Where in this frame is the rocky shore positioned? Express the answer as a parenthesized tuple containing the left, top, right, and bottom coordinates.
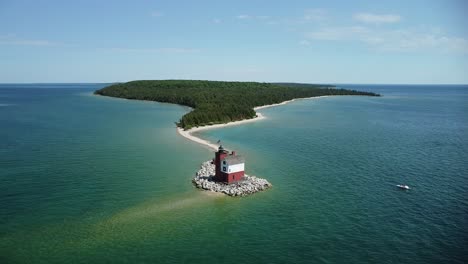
(193, 161, 272, 196)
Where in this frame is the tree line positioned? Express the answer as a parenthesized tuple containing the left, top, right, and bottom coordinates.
(94, 80, 380, 129)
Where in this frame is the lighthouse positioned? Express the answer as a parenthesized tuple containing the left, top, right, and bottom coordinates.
(214, 145, 245, 183)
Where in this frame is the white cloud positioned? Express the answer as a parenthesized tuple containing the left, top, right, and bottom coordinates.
(303, 8, 327, 21)
(305, 26, 468, 54)
(363, 30, 468, 53)
(151, 11, 163, 17)
(306, 26, 369, 40)
(443, 37, 468, 53)
(235, 15, 275, 23)
(109, 47, 199, 53)
(0, 35, 58, 46)
(299, 40, 311, 46)
(268, 9, 328, 26)
(158, 47, 199, 53)
(236, 15, 250, 19)
(353, 13, 401, 24)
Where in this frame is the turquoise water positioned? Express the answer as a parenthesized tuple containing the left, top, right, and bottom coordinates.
(1, 84, 467, 263)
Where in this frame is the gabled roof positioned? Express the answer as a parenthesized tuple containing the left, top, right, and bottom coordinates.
(222, 155, 245, 165)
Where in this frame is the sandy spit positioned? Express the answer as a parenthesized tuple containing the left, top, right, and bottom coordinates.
(176, 96, 330, 150)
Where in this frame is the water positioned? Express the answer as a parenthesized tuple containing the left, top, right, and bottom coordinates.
(1, 84, 467, 263)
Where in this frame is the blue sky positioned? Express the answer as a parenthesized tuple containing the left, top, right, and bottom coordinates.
(0, 0, 467, 84)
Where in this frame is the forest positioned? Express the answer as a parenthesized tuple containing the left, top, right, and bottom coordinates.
(94, 80, 380, 129)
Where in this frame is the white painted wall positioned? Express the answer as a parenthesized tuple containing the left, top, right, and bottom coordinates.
(227, 163, 244, 173)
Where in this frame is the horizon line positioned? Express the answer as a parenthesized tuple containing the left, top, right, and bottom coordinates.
(0, 81, 467, 86)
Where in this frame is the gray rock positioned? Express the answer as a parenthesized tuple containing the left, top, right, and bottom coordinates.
(192, 161, 272, 197)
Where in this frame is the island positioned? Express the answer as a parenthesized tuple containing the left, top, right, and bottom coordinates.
(95, 80, 380, 196)
(94, 80, 380, 130)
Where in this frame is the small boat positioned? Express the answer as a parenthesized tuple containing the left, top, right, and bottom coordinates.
(396, 184, 410, 190)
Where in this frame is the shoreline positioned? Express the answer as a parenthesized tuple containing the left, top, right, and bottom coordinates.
(177, 95, 331, 151)
(176, 112, 265, 151)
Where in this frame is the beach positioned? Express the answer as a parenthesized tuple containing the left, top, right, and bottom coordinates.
(176, 95, 330, 150)
(176, 112, 265, 151)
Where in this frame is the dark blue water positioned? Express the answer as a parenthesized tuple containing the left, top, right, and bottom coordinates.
(1, 84, 467, 263)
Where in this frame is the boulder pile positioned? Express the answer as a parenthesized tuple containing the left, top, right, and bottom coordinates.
(193, 161, 272, 197)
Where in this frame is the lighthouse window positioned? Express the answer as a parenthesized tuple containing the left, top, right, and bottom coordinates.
(223, 161, 226, 165)
(222, 167, 226, 172)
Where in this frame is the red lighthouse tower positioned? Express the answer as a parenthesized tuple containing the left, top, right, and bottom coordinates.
(214, 145, 245, 183)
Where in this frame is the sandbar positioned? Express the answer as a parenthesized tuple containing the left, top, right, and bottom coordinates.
(176, 95, 330, 151)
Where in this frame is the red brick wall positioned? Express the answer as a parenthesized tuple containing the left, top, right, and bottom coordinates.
(215, 151, 228, 180)
(226, 171, 244, 183)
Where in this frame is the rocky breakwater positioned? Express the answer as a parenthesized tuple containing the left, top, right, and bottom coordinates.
(193, 161, 272, 196)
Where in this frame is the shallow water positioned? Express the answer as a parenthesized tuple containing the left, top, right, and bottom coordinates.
(0, 84, 467, 263)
